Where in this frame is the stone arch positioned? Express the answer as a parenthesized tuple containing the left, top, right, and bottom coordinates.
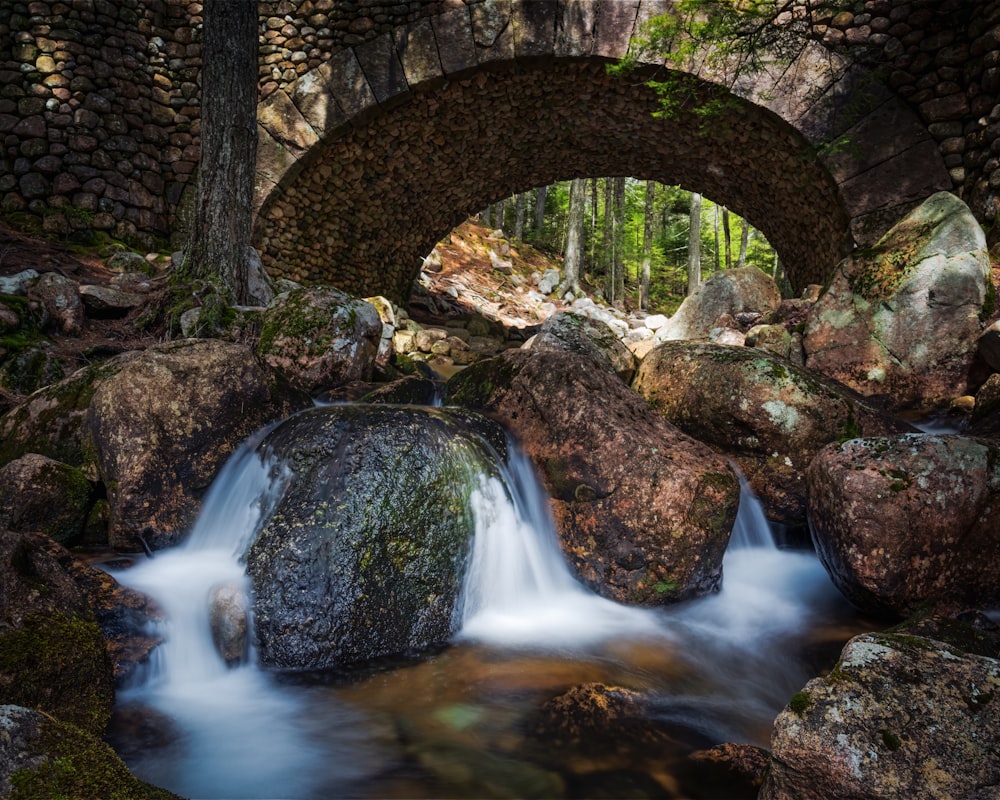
(252, 0, 951, 303)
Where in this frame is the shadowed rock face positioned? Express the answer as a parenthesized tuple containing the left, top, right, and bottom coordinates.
(807, 433, 1000, 618)
(762, 629, 1000, 800)
(803, 192, 992, 410)
(246, 404, 505, 671)
(632, 340, 914, 529)
(446, 348, 739, 606)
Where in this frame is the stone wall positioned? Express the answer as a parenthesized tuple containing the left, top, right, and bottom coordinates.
(0, 0, 202, 249)
(1, 0, 1000, 271)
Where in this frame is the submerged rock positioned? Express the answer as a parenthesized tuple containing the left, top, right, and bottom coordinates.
(446, 349, 739, 605)
(762, 630, 1000, 800)
(246, 404, 505, 670)
(807, 434, 1000, 618)
(633, 341, 913, 528)
(803, 192, 992, 409)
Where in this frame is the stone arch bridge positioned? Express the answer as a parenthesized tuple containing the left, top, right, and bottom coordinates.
(252, 0, 952, 302)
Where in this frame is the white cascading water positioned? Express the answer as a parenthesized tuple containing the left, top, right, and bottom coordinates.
(108, 415, 853, 797)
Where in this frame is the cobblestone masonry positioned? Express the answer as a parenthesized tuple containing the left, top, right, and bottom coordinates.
(0, 0, 996, 300)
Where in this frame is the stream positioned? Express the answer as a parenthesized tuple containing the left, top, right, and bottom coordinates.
(104, 410, 872, 799)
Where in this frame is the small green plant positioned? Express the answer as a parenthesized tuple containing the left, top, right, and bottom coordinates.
(789, 690, 812, 716)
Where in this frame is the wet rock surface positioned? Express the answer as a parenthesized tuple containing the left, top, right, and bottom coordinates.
(247, 404, 505, 670)
(446, 349, 739, 605)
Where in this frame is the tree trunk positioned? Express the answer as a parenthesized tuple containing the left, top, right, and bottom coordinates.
(558, 178, 587, 297)
(183, 0, 259, 304)
(738, 220, 749, 269)
(713, 203, 721, 272)
(613, 176, 626, 305)
(534, 185, 547, 240)
(513, 192, 526, 241)
(687, 192, 702, 296)
(723, 207, 732, 270)
(641, 180, 655, 310)
(482, 204, 492, 227)
(603, 178, 614, 302)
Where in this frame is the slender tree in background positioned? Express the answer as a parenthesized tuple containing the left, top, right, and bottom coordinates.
(481, 204, 492, 227)
(722, 207, 732, 269)
(513, 192, 526, 241)
(640, 180, 656, 310)
(687, 191, 702, 295)
(534, 185, 548, 239)
(603, 179, 614, 301)
(558, 178, 587, 297)
(737, 220, 749, 268)
(183, 0, 259, 304)
(612, 177, 626, 304)
(713, 204, 721, 272)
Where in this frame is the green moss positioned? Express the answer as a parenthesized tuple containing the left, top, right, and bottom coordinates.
(654, 579, 677, 594)
(0, 613, 112, 735)
(982, 276, 997, 322)
(10, 715, 179, 800)
(789, 691, 812, 716)
(880, 729, 901, 751)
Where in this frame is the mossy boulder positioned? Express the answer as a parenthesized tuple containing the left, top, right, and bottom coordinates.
(246, 404, 505, 670)
(633, 341, 914, 528)
(0, 705, 178, 800)
(807, 434, 1000, 618)
(762, 630, 1000, 800)
(528, 311, 637, 383)
(258, 287, 382, 393)
(446, 349, 739, 605)
(87, 339, 309, 550)
(803, 192, 992, 409)
(0, 454, 93, 545)
(0, 530, 113, 736)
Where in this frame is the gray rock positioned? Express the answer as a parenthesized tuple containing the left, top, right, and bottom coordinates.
(28, 273, 84, 336)
(763, 631, 1000, 800)
(0, 269, 39, 295)
(78, 284, 146, 319)
(655, 267, 781, 342)
(745, 323, 793, 359)
(106, 250, 151, 274)
(208, 583, 249, 666)
(803, 192, 992, 409)
(529, 311, 637, 383)
(538, 269, 560, 295)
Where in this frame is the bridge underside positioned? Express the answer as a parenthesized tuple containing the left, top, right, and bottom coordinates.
(254, 61, 854, 304)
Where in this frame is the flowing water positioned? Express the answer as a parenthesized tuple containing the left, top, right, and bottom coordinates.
(106, 413, 869, 799)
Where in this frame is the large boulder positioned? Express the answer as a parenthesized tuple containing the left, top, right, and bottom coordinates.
(762, 630, 1000, 800)
(87, 340, 308, 550)
(0, 705, 178, 799)
(246, 404, 504, 670)
(446, 349, 739, 605)
(0, 453, 94, 545)
(258, 287, 382, 393)
(807, 434, 1000, 618)
(0, 530, 113, 736)
(654, 267, 781, 342)
(803, 192, 992, 409)
(528, 311, 637, 383)
(633, 341, 914, 527)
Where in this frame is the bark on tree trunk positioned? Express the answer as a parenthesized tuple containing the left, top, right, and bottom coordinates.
(603, 178, 614, 302)
(534, 185, 547, 240)
(687, 192, 702, 296)
(723, 207, 732, 270)
(713, 203, 721, 272)
(613, 176, 626, 305)
(641, 180, 655, 311)
(558, 178, 587, 297)
(513, 192, 526, 241)
(738, 220, 749, 269)
(183, 0, 259, 304)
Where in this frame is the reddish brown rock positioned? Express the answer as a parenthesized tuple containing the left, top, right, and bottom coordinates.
(806, 433, 1000, 618)
(446, 349, 739, 605)
(633, 341, 913, 528)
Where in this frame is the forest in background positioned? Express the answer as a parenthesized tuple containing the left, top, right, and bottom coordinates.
(479, 180, 782, 315)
